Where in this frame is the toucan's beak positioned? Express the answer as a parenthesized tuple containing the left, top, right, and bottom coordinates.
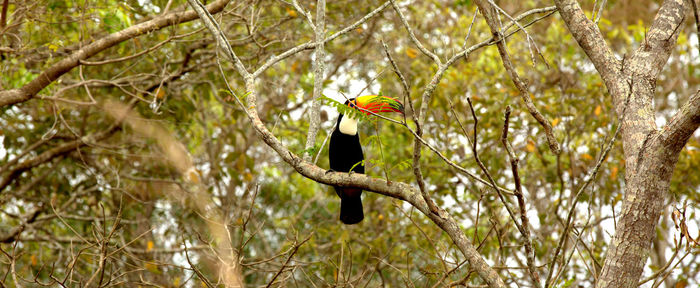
(350, 95, 405, 115)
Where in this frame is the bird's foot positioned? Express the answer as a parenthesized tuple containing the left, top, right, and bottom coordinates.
(325, 169, 336, 175)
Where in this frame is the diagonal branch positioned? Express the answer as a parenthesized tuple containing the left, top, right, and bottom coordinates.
(390, 0, 441, 65)
(251, 1, 391, 78)
(0, 0, 231, 108)
(187, 0, 506, 286)
(658, 90, 700, 155)
(475, 0, 560, 154)
(553, 0, 621, 87)
(0, 124, 121, 194)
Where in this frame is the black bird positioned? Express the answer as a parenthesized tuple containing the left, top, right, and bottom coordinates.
(329, 95, 404, 224)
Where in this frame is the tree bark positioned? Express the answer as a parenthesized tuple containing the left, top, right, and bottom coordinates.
(552, 0, 697, 287)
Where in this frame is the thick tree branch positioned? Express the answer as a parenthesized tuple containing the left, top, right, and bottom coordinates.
(0, 0, 8, 29)
(590, 1, 691, 287)
(0, 206, 42, 243)
(188, 0, 506, 286)
(628, 0, 686, 82)
(0, 125, 120, 193)
(658, 90, 700, 154)
(0, 0, 231, 108)
(553, 0, 621, 87)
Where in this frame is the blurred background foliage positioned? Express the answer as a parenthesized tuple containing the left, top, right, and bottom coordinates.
(0, 0, 698, 287)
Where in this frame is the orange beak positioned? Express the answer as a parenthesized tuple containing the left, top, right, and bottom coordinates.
(350, 95, 405, 115)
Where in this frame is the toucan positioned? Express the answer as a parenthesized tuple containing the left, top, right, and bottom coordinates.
(329, 95, 404, 224)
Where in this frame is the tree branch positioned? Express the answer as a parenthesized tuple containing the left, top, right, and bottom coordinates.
(475, 0, 560, 154)
(303, 0, 326, 161)
(658, 90, 700, 155)
(553, 0, 622, 96)
(0, 0, 231, 108)
(501, 106, 541, 287)
(187, 0, 506, 285)
(628, 0, 686, 82)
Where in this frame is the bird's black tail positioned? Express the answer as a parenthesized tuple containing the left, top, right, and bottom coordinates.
(339, 190, 364, 225)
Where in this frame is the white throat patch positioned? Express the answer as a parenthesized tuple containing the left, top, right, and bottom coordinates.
(339, 115, 358, 135)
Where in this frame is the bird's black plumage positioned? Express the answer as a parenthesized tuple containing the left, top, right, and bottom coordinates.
(329, 112, 365, 224)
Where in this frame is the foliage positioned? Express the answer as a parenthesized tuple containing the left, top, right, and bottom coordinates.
(0, 0, 698, 287)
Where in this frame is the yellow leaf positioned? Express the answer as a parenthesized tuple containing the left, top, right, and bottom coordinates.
(551, 118, 560, 127)
(525, 140, 536, 153)
(286, 8, 297, 18)
(156, 88, 166, 99)
(187, 168, 200, 184)
(378, 214, 384, 221)
(145, 262, 158, 273)
(405, 47, 418, 59)
(582, 153, 593, 161)
(147, 241, 154, 251)
(613, 193, 622, 203)
(610, 166, 618, 180)
(356, 27, 363, 33)
(31, 255, 37, 266)
(594, 105, 602, 116)
(47, 43, 59, 52)
(173, 277, 181, 286)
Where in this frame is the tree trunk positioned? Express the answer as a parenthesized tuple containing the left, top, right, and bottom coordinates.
(553, 0, 699, 287)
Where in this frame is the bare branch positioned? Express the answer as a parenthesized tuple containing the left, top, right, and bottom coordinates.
(187, 0, 250, 78)
(389, 0, 441, 65)
(265, 234, 312, 287)
(252, 1, 391, 78)
(545, 92, 631, 288)
(289, 0, 316, 30)
(303, 0, 326, 161)
(501, 106, 540, 287)
(0, 206, 42, 243)
(474, 0, 560, 154)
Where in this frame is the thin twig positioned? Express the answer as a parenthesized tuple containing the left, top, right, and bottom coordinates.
(501, 105, 541, 287)
(266, 234, 313, 287)
(290, 0, 316, 30)
(691, 0, 700, 58)
(475, 1, 560, 154)
(379, 39, 439, 213)
(390, 0, 441, 65)
(462, 98, 523, 234)
(544, 86, 633, 288)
